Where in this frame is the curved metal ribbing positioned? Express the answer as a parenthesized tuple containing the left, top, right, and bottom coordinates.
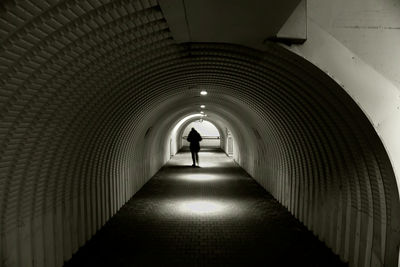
(0, 1, 399, 266)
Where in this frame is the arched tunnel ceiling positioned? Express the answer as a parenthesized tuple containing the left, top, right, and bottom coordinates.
(0, 1, 399, 267)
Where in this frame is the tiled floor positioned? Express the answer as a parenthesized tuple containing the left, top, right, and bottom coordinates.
(64, 149, 346, 267)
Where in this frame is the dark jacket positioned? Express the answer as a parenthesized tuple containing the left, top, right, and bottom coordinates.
(187, 130, 202, 152)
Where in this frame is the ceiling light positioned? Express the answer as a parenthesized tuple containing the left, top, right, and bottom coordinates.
(200, 90, 208, 96)
(200, 111, 204, 114)
(200, 105, 205, 108)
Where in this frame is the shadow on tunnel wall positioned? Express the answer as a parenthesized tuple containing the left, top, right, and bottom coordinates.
(0, 2, 399, 266)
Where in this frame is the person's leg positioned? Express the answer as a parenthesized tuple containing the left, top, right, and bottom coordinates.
(195, 152, 199, 166)
(191, 151, 196, 166)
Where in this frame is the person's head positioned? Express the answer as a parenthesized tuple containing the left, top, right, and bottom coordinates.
(191, 127, 195, 131)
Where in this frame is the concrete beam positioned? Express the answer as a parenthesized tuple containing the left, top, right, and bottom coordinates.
(159, 0, 301, 50)
(268, 0, 307, 45)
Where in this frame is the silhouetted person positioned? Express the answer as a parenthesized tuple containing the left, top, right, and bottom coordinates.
(187, 128, 202, 167)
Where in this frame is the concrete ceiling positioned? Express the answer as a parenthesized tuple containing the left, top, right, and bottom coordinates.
(159, 0, 302, 49)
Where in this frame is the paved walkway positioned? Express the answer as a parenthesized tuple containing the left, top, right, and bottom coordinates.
(64, 149, 346, 267)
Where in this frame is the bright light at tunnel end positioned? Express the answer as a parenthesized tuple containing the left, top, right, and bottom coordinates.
(200, 90, 208, 96)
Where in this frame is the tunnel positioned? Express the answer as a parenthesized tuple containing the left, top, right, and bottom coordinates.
(1, 1, 400, 267)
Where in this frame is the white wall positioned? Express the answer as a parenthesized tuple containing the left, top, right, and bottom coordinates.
(183, 138, 220, 147)
(308, 0, 400, 90)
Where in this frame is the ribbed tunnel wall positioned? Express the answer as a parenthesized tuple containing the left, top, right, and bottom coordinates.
(0, 1, 399, 267)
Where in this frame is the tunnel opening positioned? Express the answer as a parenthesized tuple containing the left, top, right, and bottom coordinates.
(168, 113, 235, 161)
(181, 119, 221, 149)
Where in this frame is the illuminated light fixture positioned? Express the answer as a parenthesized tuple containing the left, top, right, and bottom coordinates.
(200, 111, 204, 114)
(200, 90, 208, 96)
(200, 105, 205, 108)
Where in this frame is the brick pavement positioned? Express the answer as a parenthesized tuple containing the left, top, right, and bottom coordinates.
(64, 149, 346, 267)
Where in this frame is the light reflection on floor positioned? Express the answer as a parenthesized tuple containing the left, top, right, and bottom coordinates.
(196, 161, 226, 168)
(171, 161, 229, 168)
(175, 173, 222, 182)
(163, 199, 239, 217)
(179, 200, 225, 215)
(169, 149, 231, 168)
